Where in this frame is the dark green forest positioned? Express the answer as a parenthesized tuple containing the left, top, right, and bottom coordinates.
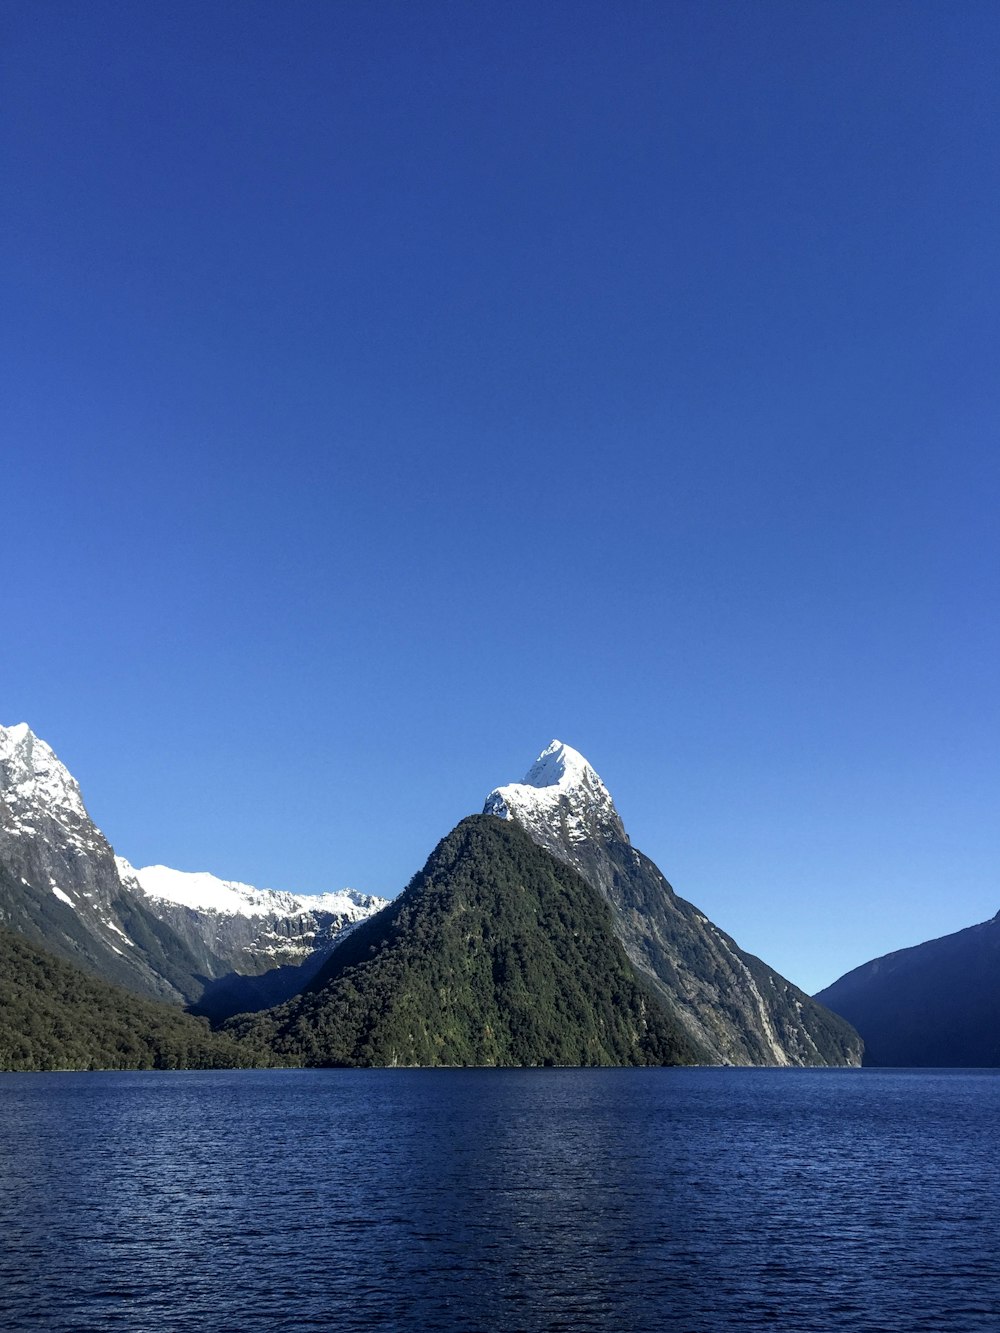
(0, 925, 260, 1072)
(225, 816, 701, 1067)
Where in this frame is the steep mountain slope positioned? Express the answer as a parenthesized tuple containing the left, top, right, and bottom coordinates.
(485, 741, 861, 1067)
(0, 724, 206, 1002)
(226, 816, 701, 1068)
(815, 913, 1000, 1066)
(0, 866, 256, 1071)
(0, 723, 386, 1010)
(117, 861, 386, 1016)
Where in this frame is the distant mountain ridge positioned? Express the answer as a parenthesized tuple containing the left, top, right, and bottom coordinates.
(485, 740, 861, 1067)
(816, 911, 1000, 1066)
(120, 860, 379, 923)
(0, 722, 387, 1013)
(116, 858, 385, 1015)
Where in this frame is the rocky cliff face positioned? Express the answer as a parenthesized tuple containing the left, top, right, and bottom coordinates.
(0, 724, 202, 1002)
(0, 723, 386, 1012)
(485, 740, 862, 1067)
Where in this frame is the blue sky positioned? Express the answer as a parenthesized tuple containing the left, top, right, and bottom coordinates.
(3, 1, 998, 994)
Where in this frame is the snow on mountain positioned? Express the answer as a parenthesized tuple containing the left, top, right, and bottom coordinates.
(482, 739, 862, 1067)
(1, 721, 389, 1011)
(117, 858, 384, 923)
(0, 722, 97, 841)
(484, 739, 626, 848)
(0, 721, 385, 925)
(0, 723, 195, 1002)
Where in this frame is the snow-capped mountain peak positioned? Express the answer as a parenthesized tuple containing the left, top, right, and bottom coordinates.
(483, 739, 626, 849)
(0, 722, 95, 835)
(522, 739, 595, 790)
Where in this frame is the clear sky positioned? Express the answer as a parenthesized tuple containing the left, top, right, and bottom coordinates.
(3, 1, 998, 995)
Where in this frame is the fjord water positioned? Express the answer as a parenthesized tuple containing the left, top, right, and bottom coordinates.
(1, 1069, 996, 1332)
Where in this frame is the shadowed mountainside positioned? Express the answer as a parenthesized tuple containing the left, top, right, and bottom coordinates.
(816, 912, 1000, 1066)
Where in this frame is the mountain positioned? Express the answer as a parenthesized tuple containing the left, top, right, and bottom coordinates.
(0, 723, 206, 1003)
(226, 815, 701, 1068)
(0, 865, 257, 1071)
(815, 913, 1000, 1066)
(485, 740, 862, 1067)
(0, 723, 386, 1012)
(117, 861, 386, 1017)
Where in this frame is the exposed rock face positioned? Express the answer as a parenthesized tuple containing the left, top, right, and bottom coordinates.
(116, 859, 387, 1015)
(0, 724, 200, 1003)
(485, 740, 862, 1067)
(816, 913, 1000, 1066)
(0, 723, 386, 1012)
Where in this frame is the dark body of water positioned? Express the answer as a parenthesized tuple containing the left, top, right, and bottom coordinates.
(0, 1068, 997, 1332)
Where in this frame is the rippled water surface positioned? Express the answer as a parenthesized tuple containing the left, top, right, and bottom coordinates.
(0, 1067, 997, 1331)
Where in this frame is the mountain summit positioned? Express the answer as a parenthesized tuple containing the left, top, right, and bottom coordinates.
(0, 722, 386, 1014)
(0, 721, 190, 1001)
(485, 741, 861, 1067)
(484, 739, 626, 849)
(0, 722, 101, 851)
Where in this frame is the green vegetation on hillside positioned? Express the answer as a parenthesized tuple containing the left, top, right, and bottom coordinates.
(0, 925, 260, 1072)
(226, 816, 702, 1067)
